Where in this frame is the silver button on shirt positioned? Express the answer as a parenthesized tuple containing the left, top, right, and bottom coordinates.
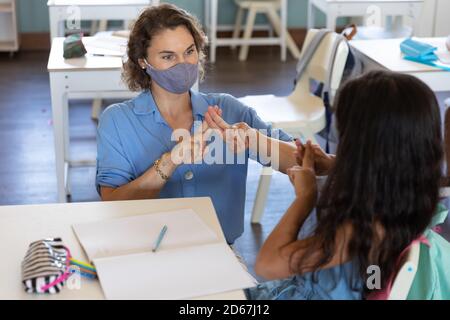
(184, 170, 194, 181)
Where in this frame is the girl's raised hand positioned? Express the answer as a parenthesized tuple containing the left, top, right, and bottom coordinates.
(294, 139, 335, 176)
(287, 141, 318, 200)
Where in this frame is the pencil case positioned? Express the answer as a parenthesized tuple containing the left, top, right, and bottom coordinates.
(21, 238, 72, 294)
(400, 38, 437, 61)
(63, 33, 87, 59)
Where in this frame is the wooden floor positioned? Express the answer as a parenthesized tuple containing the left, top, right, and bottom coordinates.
(1, 47, 449, 280)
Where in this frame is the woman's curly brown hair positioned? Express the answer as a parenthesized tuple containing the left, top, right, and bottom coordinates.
(122, 4, 208, 91)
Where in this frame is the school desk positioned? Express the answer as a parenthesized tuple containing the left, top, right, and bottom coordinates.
(0, 197, 246, 299)
(307, 0, 423, 32)
(350, 37, 450, 92)
(47, 36, 137, 202)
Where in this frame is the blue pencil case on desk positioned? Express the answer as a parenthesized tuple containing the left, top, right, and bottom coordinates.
(400, 38, 437, 62)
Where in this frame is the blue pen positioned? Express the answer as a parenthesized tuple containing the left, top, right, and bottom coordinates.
(152, 225, 168, 252)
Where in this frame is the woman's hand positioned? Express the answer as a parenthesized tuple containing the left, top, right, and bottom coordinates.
(287, 141, 318, 201)
(170, 120, 212, 165)
(204, 105, 255, 154)
(294, 139, 335, 176)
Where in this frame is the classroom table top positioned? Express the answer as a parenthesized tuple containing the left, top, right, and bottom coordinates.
(47, 36, 126, 72)
(350, 37, 449, 74)
(0, 197, 246, 300)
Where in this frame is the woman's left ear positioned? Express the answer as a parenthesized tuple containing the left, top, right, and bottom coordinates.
(137, 58, 146, 69)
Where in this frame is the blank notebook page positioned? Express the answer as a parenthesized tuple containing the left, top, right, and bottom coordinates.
(72, 209, 219, 262)
(93, 242, 256, 300)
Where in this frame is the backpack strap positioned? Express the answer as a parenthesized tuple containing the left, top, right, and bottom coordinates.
(322, 34, 347, 153)
(428, 203, 449, 230)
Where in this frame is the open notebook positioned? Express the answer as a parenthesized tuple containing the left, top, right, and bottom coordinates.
(83, 34, 128, 57)
(72, 209, 256, 300)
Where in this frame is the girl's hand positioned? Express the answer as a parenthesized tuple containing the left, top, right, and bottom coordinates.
(287, 141, 318, 200)
(294, 139, 335, 176)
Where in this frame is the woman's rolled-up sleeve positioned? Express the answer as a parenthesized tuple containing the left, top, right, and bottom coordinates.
(220, 94, 293, 166)
(95, 106, 135, 194)
(243, 105, 292, 142)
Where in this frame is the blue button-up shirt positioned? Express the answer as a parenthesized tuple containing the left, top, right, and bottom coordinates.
(96, 90, 292, 243)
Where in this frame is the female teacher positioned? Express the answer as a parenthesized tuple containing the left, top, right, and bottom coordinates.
(96, 4, 326, 244)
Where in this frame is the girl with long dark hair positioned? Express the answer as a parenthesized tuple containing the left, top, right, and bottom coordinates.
(246, 70, 444, 299)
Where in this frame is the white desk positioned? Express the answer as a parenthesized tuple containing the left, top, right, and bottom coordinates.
(48, 37, 137, 203)
(47, 0, 160, 39)
(205, 0, 288, 63)
(307, 0, 423, 31)
(350, 37, 450, 92)
(0, 197, 246, 300)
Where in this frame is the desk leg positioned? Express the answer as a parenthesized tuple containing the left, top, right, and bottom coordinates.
(231, 6, 244, 50)
(326, 8, 337, 32)
(62, 91, 70, 166)
(411, 3, 424, 35)
(307, 0, 315, 29)
(251, 166, 273, 224)
(204, 0, 211, 38)
(210, 0, 218, 63)
(266, 7, 300, 59)
(239, 7, 257, 61)
(91, 98, 102, 121)
(280, 0, 287, 62)
(50, 73, 68, 203)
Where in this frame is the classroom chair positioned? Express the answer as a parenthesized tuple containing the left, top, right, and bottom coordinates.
(239, 29, 349, 224)
(232, 0, 300, 61)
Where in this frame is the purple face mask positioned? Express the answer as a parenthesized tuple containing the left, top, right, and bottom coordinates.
(144, 59, 198, 94)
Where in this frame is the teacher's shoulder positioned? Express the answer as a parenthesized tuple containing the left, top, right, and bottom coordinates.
(98, 99, 134, 131)
(201, 92, 250, 113)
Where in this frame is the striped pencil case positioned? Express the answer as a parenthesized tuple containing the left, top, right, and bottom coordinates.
(21, 238, 72, 294)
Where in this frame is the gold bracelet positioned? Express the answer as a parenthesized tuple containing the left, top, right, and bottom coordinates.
(154, 158, 170, 181)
